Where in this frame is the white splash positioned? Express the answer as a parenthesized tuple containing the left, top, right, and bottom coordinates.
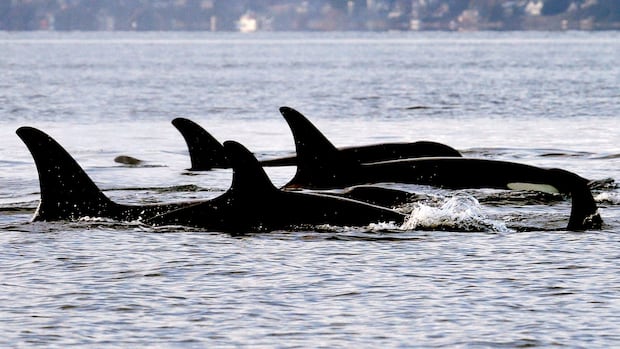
(367, 221, 401, 231)
(595, 192, 620, 204)
(77, 216, 116, 223)
(400, 194, 510, 232)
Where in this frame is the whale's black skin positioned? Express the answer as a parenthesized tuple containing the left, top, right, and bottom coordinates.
(16, 127, 193, 222)
(16, 126, 602, 231)
(171, 114, 461, 171)
(17, 127, 404, 232)
(279, 109, 601, 231)
(171, 118, 229, 170)
(317, 185, 424, 208)
(144, 141, 406, 231)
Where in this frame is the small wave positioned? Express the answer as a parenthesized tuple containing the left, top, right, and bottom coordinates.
(589, 178, 616, 190)
(475, 190, 563, 205)
(352, 95, 381, 101)
(595, 192, 620, 205)
(73, 216, 158, 231)
(0, 200, 38, 212)
(593, 153, 620, 159)
(400, 194, 510, 232)
(367, 221, 402, 231)
(463, 147, 595, 159)
(0, 207, 36, 216)
(153, 185, 211, 193)
(105, 184, 212, 193)
(404, 105, 431, 110)
(539, 151, 593, 158)
(78, 216, 120, 222)
(311, 221, 401, 233)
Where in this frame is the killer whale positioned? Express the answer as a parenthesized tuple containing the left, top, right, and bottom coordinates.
(17, 126, 193, 222)
(266, 107, 462, 166)
(171, 111, 461, 171)
(144, 141, 406, 231)
(278, 108, 602, 231)
(16, 126, 602, 231)
(16, 127, 404, 231)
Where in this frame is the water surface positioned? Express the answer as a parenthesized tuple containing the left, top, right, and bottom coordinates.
(1, 31, 619, 348)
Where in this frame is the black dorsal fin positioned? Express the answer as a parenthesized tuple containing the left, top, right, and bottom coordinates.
(16, 127, 119, 221)
(279, 106, 357, 189)
(172, 118, 228, 170)
(222, 141, 279, 196)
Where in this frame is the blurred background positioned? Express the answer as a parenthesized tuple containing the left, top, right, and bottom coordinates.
(2, 0, 620, 32)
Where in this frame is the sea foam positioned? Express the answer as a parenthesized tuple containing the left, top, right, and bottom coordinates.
(400, 194, 510, 232)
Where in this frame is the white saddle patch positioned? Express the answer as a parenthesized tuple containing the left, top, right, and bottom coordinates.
(507, 182, 559, 194)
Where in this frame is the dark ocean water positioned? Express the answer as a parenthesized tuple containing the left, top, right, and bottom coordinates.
(1, 31, 619, 348)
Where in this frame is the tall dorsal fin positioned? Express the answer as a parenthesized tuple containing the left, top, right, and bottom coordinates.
(279, 106, 357, 189)
(222, 141, 278, 196)
(172, 118, 228, 170)
(16, 127, 118, 221)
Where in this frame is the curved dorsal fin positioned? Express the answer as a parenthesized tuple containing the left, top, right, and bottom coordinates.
(223, 141, 278, 196)
(16, 127, 117, 221)
(279, 106, 357, 189)
(172, 118, 228, 170)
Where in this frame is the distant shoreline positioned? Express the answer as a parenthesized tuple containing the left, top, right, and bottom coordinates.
(3, 1, 619, 32)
